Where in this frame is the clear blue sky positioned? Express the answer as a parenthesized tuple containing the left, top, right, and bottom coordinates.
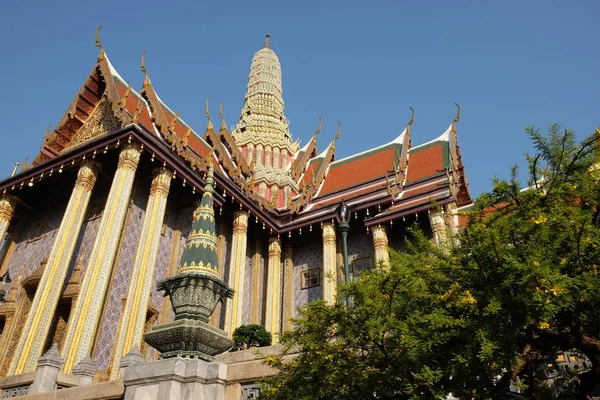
(0, 0, 598, 197)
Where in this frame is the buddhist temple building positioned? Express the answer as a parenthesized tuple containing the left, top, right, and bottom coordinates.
(0, 30, 472, 396)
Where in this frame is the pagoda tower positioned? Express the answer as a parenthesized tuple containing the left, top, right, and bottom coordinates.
(232, 35, 299, 207)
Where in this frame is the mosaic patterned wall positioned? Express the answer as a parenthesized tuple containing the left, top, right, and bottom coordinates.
(93, 181, 147, 370)
(292, 230, 322, 314)
(242, 247, 253, 326)
(346, 222, 374, 265)
(216, 213, 233, 330)
(3, 182, 70, 291)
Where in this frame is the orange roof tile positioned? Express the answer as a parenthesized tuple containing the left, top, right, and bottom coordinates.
(319, 146, 398, 196)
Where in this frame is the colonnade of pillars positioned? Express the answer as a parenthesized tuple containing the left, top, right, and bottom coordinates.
(0, 143, 457, 377)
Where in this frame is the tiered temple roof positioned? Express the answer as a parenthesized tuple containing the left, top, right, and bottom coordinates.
(20, 29, 471, 235)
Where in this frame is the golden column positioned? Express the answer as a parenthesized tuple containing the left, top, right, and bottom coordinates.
(251, 240, 263, 324)
(429, 210, 449, 249)
(0, 276, 20, 375)
(371, 224, 390, 268)
(10, 161, 99, 374)
(265, 236, 281, 341)
(62, 143, 142, 373)
(322, 222, 337, 305)
(0, 194, 18, 244)
(224, 210, 249, 336)
(281, 244, 294, 331)
(109, 167, 172, 379)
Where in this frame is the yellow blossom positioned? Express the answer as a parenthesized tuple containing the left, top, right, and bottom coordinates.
(560, 259, 567, 265)
(549, 285, 563, 296)
(463, 290, 477, 305)
(538, 322, 550, 330)
(531, 261, 540, 267)
(264, 355, 277, 366)
(531, 215, 548, 224)
(584, 236, 593, 244)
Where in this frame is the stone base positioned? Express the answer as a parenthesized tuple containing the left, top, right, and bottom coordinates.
(144, 319, 233, 361)
(120, 357, 228, 400)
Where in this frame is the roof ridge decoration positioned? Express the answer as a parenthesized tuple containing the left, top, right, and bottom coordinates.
(387, 107, 414, 197)
(218, 102, 251, 175)
(139, 53, 212, 173)
(290, 117, 321, 181)
(33, 27, 131, 164)
(446, 103, 471, 205)
(287, 121, 341, 213)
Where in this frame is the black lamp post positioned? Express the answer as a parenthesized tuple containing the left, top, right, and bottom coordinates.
(335, 199, 351, 307)
(0, 270, 11, 303)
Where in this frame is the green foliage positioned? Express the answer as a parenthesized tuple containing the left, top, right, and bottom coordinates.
(232, 324, 272, 351)
(260, 125, 600, 399)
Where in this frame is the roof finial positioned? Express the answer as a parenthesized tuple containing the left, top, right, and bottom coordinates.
(219, 101, 227, 131)
(264, 33, 271, 48)
(314, 117, 323, 136)
(406, 107, 415, 136)
(141, 51, 149, 87)
(95, 26, 105, 62)
(205, 99, 214, 130)
(451, 103, 461, 133)
(453, 103, 461, 124)
(334, 121, 342, 141)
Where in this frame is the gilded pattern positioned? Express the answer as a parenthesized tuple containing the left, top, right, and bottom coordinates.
(224, 210, 249, 336)
(63, 99, 122, 151)
(282, 245, 294, 331)
(62, 144, 141, 373)
(429, 210, 449, 249)
(251, 241, 264, 324)
(322, 222, 337, 305)
(371, 225, 390, 268)
(109, 168, 171, 379)
(9, 161, 100, 374)
(265, 236, 282, 342)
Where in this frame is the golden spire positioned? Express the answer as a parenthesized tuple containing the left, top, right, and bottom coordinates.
(264, 33, 271, 48)
(95, 26, 105, 62)
(141, 51, 150, 87)
(451, 103, 461, 133)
